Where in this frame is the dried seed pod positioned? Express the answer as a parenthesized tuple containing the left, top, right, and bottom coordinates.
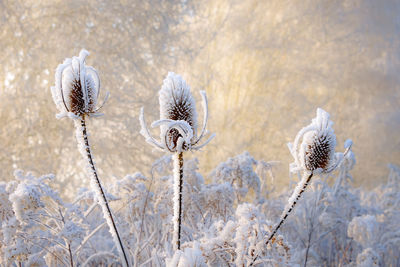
(159, 72, 197, 151)
(289, 108, 346, 174)
(51, 49, 102, 118)
(140, 72, 214, 153)
(300, 125, 336, 172)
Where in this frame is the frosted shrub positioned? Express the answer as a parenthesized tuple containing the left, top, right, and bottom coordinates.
(210, 152, 261, 202)
(348, 215, 380, 248)
(1, 171, 86, 266)
(349, 164, 400, 266)
(2, 155, 400, 266)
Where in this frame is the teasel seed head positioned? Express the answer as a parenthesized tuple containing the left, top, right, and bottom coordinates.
(300, 124, 336, 172)
(159, 72, 198, 151)
(51, 49, 108, 119)
(289, 108, 351, 174)
(140, 72, 215, 153)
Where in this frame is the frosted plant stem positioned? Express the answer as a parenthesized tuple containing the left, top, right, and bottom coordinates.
(78, 117, 130, 267)
(58, 208, 74, 267)
(172, 152, 184, 251)
(249, 172, 313, 266)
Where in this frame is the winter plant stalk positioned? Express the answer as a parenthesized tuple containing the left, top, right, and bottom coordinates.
(140, 72, 214, 250)
(250, 108, 352, 266)
(50, 49, 129, 267)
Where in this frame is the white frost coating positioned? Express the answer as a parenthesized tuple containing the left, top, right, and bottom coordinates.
(152, 119, 194, 152)
(356, 248, 381, 267)
(166, 242, 206, 267)
(166, 249, 183, 267)
(9, 180, 44, 223)
(234, 204, 254, 266)
(290, 108, 335, 173)
(74, 120, 129, 267)
(249, 109, 353, 265)
(139, 107, 164, 150)
(51, 49, 106, 119)
(288, 108, 351, 174)
(284, 109, 339, 224)
(159, 72, 198, 138)
(281, 171, 311, 221)
(172, 153, 183, 251)
(348, 215, 380, 248)
(140, 72, 214, 153)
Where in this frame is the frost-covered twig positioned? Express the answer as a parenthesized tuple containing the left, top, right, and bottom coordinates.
(140, 72, 214, 251)
(51, 50, 129, 267)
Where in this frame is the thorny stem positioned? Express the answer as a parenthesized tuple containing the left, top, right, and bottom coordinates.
(79, 117, 130, 267)
(249, 172, 313, 266)
(173, 152, 184, 250)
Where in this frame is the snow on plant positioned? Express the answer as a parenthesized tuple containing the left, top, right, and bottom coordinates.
(140, 72, 214, 251)
(250, 108, 352, 265)
(2, 152, 399, 265)
(210, 152, 261, 203)
(2, 73, 399, 266)
(0, 171, 87, 266)
(348, 164, 400, 267)
(171, 203, 290, 266)
(50, 49, 129, 266)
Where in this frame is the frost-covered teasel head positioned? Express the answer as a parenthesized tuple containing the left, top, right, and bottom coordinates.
(159, 73, 198, 151)
(288, 108, 352, 174)
(51, 49, 108, 119)
(140, 72, 215, 152)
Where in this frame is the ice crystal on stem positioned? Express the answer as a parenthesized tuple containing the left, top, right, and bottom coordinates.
(140, 72, 214, 251)
(51, 50, 129, 267)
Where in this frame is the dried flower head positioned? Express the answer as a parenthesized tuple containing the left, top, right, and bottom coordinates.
(288, 108, 352, 174)
(140, 72, 214, 152)
(51, 49, 107, 119)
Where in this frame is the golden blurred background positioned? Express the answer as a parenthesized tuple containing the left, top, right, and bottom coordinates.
(1, 0, 399, 197)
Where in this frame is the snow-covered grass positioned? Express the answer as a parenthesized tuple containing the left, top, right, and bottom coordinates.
(1, 152, 399, 266)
